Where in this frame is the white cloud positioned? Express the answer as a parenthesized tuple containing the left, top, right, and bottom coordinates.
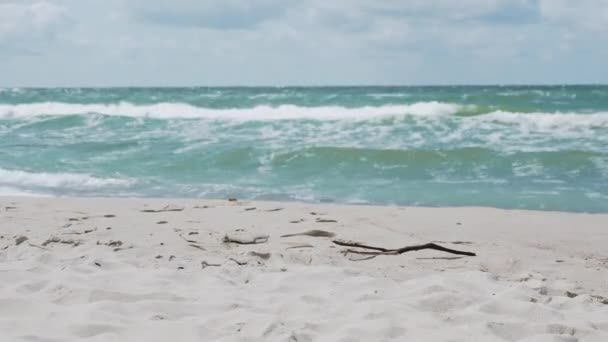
(0, 0, 70, 55)
(1, 0, 607, 85)
(540, 0, 608, 32)
(129, 0, 295, 29)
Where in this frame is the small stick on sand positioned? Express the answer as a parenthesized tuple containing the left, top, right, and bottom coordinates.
(285, 243, 314, 249)
(188, 244, 206, 251)
(249, 251, 271, 260)
(62, 229, 96, 235)
(179, 234, 200, 244)
(27, 242, 50, 251)
(140, 205, 184, 213)
(223, 235, 269, 245)
(180, 234, 207, 250)
(42, 236, 80, 247)
(228, 258, 248, 266)
(201, 261, 221, 268)
(281, 230, 336, 238)
(332, 240, 476, 257)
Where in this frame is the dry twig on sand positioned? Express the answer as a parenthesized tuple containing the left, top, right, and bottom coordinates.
(285, 243, 314, 249)
(179, 234, 199, 243)
(201, 261, 221, 268)
(249, 251, 271, 260)
(333, 240, 476, 258)
(281, 230, 335, 238)
(223, 234, 269, 245)
(228, 258, 248, 265)
(188, 244, 206, 251)
(42, 236, 81, 247)
(62, 229, 96, 235)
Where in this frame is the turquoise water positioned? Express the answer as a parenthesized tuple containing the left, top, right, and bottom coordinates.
(1, 86, 607, 212)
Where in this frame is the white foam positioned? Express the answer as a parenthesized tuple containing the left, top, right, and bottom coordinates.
(0, 102, 463, 120)
(368, 93, 411, 99)
(479, 110, 608, 130)
(0, 168, 133, 190)
(512, 161, 544, 177)
(2, 102, 607, 129)
(0, 186, 52, 197)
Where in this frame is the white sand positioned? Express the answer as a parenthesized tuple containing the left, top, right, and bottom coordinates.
(1, 197, 607, 341)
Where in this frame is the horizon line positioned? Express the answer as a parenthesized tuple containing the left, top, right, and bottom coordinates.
(2, 83, 608, 89)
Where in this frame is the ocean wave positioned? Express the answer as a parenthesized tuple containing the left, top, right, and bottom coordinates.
(0, 168, 133, 190)
(1, 102, 607, 128)
(0, 101, 464, 120)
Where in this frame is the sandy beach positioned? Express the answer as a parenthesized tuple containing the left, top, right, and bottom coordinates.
(3, 0, 608, 341)
(1, 197, 607, 341)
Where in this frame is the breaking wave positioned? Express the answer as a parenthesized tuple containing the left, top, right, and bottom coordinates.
(0, 102, 606, 130)
(0, 168, 133, 193)
(0, 102, 464, 120)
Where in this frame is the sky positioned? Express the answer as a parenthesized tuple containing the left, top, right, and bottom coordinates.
(0, 0, 607, 86)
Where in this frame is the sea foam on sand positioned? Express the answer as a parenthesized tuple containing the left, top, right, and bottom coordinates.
(0, 197, 607, 341)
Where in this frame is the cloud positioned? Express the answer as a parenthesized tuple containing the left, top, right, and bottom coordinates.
(130, 0, 294, 30)
(256, 1, 539, 59)
(0, 0, 70, 55)
(539, 0, 608, 32)
(1, 0, 607, 85)
(366, 0, 538, 21)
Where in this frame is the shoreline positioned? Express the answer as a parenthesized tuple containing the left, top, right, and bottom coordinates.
(2, 196, 607, 340)
(3, 195, 608, 215)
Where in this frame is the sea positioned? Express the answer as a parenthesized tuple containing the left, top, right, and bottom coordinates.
(0, 86, 607, 213)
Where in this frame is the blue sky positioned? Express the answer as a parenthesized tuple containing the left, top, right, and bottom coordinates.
(1, 0, 607, 86)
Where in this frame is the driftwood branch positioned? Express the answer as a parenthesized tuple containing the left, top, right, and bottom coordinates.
(333, 240, 390, 252)
(333, 240, 476, 257)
